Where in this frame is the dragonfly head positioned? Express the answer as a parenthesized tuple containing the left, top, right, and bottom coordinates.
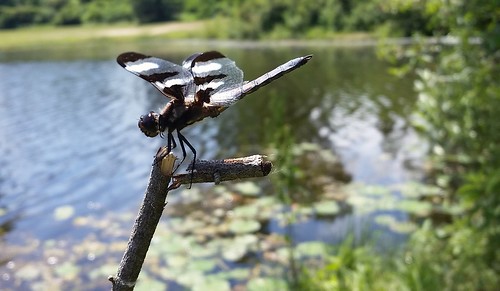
(138, 111, 160, 137)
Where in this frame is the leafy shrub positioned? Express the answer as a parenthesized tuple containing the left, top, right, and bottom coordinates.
(0, 5, 41, 28)
(132, 0, 183, 23)
(82, 0, 135, 23)
(52, 0, 83, 25)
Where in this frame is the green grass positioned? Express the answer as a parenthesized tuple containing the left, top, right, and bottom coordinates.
(0, 21, 206, 51)
(0, 20, 378, 52)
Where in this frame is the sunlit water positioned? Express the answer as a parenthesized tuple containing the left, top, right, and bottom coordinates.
(0, 40, 426, 288)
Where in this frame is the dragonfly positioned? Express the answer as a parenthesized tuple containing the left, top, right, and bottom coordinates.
(117, 50, 312, 177)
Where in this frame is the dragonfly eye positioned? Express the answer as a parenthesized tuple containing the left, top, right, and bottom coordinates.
(138, 111, 160, 137)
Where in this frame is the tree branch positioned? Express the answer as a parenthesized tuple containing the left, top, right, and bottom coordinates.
(109, 152, 272, 290)
(109, 151, 175, 291)
(170, 154, 272, 189)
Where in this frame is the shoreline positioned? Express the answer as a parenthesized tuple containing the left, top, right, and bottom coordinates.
(0, 21, 378, 51)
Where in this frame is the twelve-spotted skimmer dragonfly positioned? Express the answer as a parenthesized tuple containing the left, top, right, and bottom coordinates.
(117, 51, 312, 174)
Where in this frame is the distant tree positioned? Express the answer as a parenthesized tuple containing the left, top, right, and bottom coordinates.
(51, 0, 82, 25)
(82, 0, 134, 23)
(181, 0, 222, 20)
(131, 0, 183, 23)
(0, 5, 39, 28)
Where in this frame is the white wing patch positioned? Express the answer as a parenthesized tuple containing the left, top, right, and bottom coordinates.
(126, 61, 160, 72)
(117, 52, 195, 101)
(192, 62, 223, 75)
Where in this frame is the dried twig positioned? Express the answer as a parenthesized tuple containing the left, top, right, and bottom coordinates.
(109, 151, 175, 291)
(170, 154, 272, 189)
(109, 151, 272, 290)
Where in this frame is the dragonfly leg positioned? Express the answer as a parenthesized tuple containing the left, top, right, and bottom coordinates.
(177, 130, 196, 188)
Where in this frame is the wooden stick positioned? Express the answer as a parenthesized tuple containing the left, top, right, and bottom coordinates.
(109, 151, 174, 291)
(170, 154, 272, 189)
(109, 152, 272, 290)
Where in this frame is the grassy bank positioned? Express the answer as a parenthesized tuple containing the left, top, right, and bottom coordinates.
(0, 21, 206, 51)
(0, 20, 378, 52)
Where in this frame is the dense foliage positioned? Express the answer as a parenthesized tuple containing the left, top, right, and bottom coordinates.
(301, 0, 499, 289)
(1, 0, 444, 38)
(0, 0, 134, 28)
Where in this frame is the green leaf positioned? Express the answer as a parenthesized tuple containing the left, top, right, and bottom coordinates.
(234, 182, 261, 196)
(215, 268, 250, 280)
(186, 258, 217, 272)
(54, 262, 80, 280)
(313, 200, 340, 216)
(228, 219, 261, 234)
(193, 276, 230, 291)
(397, 200, 433, 216)
(296, 241, 329, 257)
(88, 264, 117, 280)
(247, 277, 288, 291)
(135, 273, 167, 291)
(232, 204, 260, 219)
(222, 242, 248, 262)
(374, 214, 396, 227)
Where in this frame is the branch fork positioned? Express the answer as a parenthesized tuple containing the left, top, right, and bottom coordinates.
(109, 150, 272, 290)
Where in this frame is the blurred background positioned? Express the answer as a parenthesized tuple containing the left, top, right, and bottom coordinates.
(0, 0, 498, 290)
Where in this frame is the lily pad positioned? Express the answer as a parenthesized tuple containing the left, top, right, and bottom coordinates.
(232, 204, 260, 219)
(297, 142, 321, 152)
(186, 258, 217, 272)
(234, 234, 259, 246)
(254, 196, 279, 207)
(234, 182, 261, 197)
(53, 205, 75, 221)
(176, 270, 205, 287)
(374, 214, 396, 227)
(54, 262, 80, 280)
(215, 268, 250, 280)
(135, 273, 167, 291)
(88, 264, 117, 280)
(399, 182, 443, 198)
(159, 233, 197, 255)
(179, 187, 203, 203)
(193, 277, 230, 291)
(274, 247, 294, 264)
(228, 219, 261, 234)
(247, 277, 288, 291)
(370, 185, 393, 197)
(296, 241, 329, 257)
(313, 201, 340, 216)
(397, 200, 433, 216)
(15, 264, 41, 280)
(174, 217, 206, 234)
(388, 221, 418, 234)
(166, 254, 188, 268)
(222, 242, 248, 262)
(189, 244, 219, 258)
(374, 214, 418, 234)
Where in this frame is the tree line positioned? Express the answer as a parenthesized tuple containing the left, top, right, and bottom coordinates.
(1, 0, 447, 38)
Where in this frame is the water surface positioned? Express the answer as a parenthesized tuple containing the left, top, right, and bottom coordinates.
(0, 40, 426, 289)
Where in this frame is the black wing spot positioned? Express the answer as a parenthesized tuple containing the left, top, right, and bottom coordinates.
(144, 71, 179, 83)
(193, 74, 227, 85)
(195, 88, 214, 104)
(163, 85, 185, 101)
(192, 51, 226, 66)
(117, 52, 149, 67)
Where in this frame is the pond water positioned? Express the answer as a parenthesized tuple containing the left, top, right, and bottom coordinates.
(0, 40, 428, 289)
